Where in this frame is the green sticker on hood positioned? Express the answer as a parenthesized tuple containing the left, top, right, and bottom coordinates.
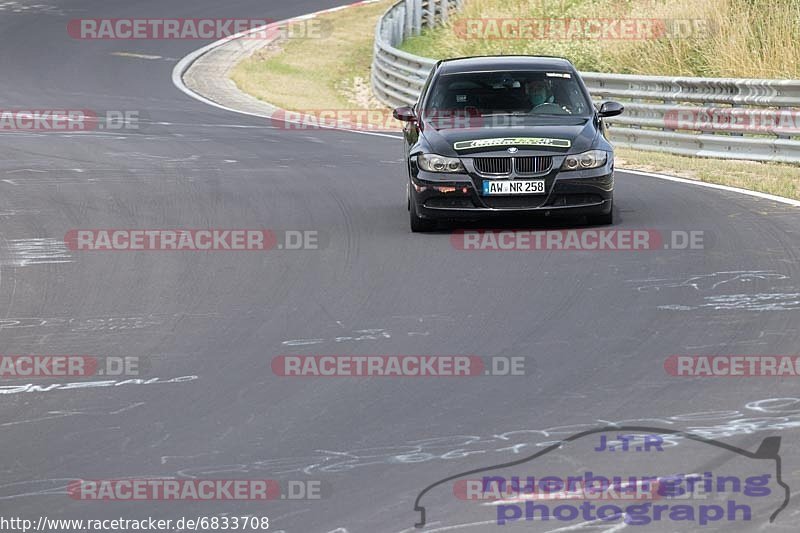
(453, 137, 571, 151)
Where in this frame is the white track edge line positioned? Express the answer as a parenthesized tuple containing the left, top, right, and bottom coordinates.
(619, 168, 800, 207)
(170, 0, 401, 140)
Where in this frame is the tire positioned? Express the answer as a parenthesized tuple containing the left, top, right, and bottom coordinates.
(409, 190, 436, 232)
(586, 202, 613, 226)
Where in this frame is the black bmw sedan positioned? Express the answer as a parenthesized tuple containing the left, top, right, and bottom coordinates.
(393, 56, 624, 232)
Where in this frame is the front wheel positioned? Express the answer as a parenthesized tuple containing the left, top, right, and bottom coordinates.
(586, 202, 613, 225)
(409, 188, 436, 232)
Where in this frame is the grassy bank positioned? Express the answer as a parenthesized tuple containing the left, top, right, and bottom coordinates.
(400, 0, 800, 78)
(617, 149, 800, 199)
(230, 0, 392, 111)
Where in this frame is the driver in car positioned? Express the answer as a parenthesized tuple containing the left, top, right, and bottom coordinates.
(525, 79, 554, 109)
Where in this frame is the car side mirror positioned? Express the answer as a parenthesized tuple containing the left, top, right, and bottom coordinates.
(393, 106, 416, 122)
(598, 101, 624, 118)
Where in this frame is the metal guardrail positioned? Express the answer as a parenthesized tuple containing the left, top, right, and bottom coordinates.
(371, 0, 454, 108)
(371, 0, 800, 163)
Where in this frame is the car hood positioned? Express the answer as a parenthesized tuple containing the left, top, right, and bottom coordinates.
(420, 117, 598, 157)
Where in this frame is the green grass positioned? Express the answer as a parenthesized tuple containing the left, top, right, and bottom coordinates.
(400, 0, 800, 77)
(617, 148, 800, 199)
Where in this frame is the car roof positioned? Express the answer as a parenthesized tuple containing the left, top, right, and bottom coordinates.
(438, 56, 576, 74)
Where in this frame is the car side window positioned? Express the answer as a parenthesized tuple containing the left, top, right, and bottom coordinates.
(417, 65, 438, 113)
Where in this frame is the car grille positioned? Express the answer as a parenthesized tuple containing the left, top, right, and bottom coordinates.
(515, 156, 552, 174)
(473, 157, 512, 175)
(473, 156, 552, 176)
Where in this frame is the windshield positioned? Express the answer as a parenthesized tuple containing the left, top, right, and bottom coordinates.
(423, 70, 593, 119)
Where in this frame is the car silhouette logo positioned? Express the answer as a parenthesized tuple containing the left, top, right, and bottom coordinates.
(507, 147, 518, 154)
(412, 425, 790, 528)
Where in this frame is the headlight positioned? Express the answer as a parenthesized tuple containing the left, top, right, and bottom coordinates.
(417, 153, 465, 173)
(561, 150, 608, 171)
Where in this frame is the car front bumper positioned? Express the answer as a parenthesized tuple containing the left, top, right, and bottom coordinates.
(410, 166, 614, 220)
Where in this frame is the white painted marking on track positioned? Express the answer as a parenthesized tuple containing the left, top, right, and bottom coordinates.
(543, 520, 628, 532)
(111, 52, 164, 60)
(629, 271, 789, 292)
(0, 375, 198, 395)
(282, 339, 325, 346)
(281, 328, 391, 346)
(6, 168, 46, 174)
(659, 292, 800, 311)
(0, 1, 63, 15)
(109, 402, 146, 415)
(396, 521, 496, 532)
(1, 238, 72, 266)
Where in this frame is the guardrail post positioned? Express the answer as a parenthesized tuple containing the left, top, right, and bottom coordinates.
(413, 0, 423, 35)
(663, 98, 676, 133)
(439, 0, 448, 24)
(776, 107, 793, 140)
(424, 0, 434, 28)
(730, 103, 744, 137)
(404, 0, 412, 40)
(393, 10, 403, 45)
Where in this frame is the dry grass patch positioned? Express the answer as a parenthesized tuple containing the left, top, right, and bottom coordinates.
(230, 0, 393, 111)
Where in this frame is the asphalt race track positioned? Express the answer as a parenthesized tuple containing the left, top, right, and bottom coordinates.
(1, 1, 800, 532)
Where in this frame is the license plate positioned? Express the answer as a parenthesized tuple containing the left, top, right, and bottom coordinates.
(482, 179, 545, 195)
